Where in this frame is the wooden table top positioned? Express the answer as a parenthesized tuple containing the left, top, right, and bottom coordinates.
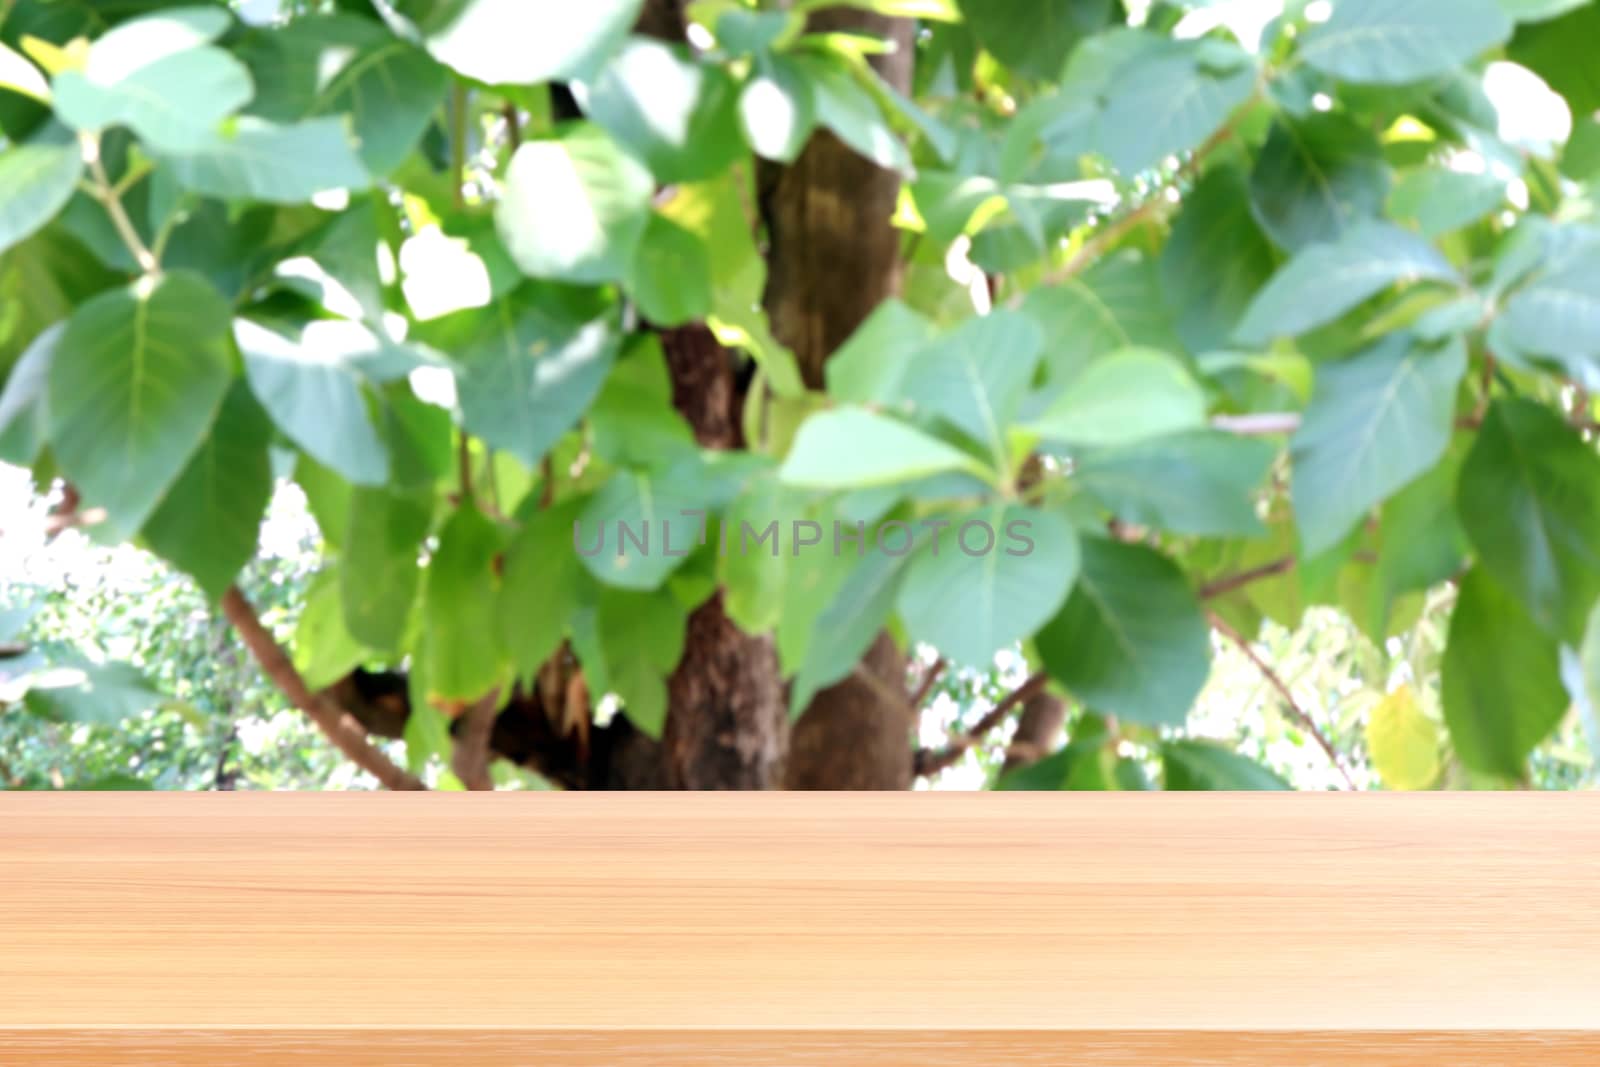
(2, 793, 1597, 1064)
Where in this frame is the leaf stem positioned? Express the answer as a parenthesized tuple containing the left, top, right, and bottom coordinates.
(81, 134, 159, 275)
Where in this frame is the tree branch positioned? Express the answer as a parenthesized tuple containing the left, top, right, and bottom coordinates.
(451, 690, 500, 791)
(220, 587, 426, 791)
(913, 672, 1049, 778)
(1208, 612, 1357, 790)
(908, 657, 946, 709)
(1200, 556, 1295, 600)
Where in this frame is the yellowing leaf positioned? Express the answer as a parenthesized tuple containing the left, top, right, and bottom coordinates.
(1366, 686, 1443, 791)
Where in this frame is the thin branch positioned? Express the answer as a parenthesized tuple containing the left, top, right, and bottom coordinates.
(221, 587, 426, 791)
(449, 84, 468, 211)
(1025, 106, 1246, 298)
(451, 690, 500, 791)
(81, 134, 158, 274)
(909, 657, 947, 709)
(1032, 196, 1163, 291)
(1200, 556, 1295, 600)
(1216, 411, 1494, 438)
(1212, 412, 1301, 437)
(1209, 612, 1357, 790)
(913, 672, 1049, 778)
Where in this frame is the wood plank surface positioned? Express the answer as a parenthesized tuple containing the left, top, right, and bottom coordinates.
(1, 793, 1597, 1064)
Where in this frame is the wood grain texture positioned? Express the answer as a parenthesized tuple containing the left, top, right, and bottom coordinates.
(2, 794, 1597, 1064)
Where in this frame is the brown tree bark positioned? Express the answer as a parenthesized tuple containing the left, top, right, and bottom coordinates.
(656, 325, 788, 790)
(761, 11, 917, 790)
(1001, 693, 1069, 776)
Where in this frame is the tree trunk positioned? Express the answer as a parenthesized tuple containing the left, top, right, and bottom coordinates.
(656, 326, 789, 789)
(762, 11, 917, 790)
(629, 0, 792, 791)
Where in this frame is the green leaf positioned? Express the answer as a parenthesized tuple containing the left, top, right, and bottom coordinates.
(1388, 166, 1507, 238)
(587, 335, 697, 467)
(1493, 241, 1600, 387)
(1365, 685, 1443, 790)
(716, 10, 803, 55)
(1036, 538, 1211, 727)
(597, 585, 687, 739)
(74, 7, 233, 81)
(499, 498, 588, 683)
(1234, 222, 1458, 345)
(719, 478, 794, 635)
(627, 213, 712, 328)
(901, 310, 1042, 462)
(897, 503, 1078, 668)
(0, 124, 84, 258)
(824, 298, 937, 406)
(341, 487, 432, 652)
(1291, 334, 1466, 555)
(1442, 567, 1569, 780)
(1457, 399, 1600, 644)
(294, 453, 351, 550)
(1248, 113, 1389, 253)
(381, 0, 643, 87)
(1299, 0, 1512, 85)
(1161, 740, 1291, 790)
(0, 320, 59, 466)
(957, 0, 1114, 79)
(1499, 0, 1590, 21)
(403, 704, 452, 775)
(803, 0, 960, 19)
(1026, 348, 1207, 449)
(141, 382, 273, 602)
(1019, 251, 1179, 389)
(1507, 4, 1600, 116)
(740, 54, 816, 164)
(293, 568, 368, 690)
(790, 544, 909, 715)
(1160, 166, 1278, 354)
(46, 272, 233, 541)
(235, 317, 390, 487)
(423, 505, 507, 707)
(1365, 451, 1470, 631)
(165, 117, 371, 203)
(579, 37, 743, 183)
(577, 462, 711, 591)
(790, 54, 910, 173)
(21, 660, 168, 727)
(419, 283, 621, 470)
(1075, 430, 1276, 537)
(1095, 41, 1257, 177)
(495, 123, 655, 284)
(778, 407, 990, 489)
(54, 46, 253, 155)
(240, 15, 449, 176)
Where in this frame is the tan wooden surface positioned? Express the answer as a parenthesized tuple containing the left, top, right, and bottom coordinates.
(1, 793, 1597, 1064)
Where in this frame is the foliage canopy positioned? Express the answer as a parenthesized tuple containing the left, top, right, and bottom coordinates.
(3, 0, 1600, 790)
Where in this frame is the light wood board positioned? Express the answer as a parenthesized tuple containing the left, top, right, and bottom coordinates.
(2, 793, 1597, 1063)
